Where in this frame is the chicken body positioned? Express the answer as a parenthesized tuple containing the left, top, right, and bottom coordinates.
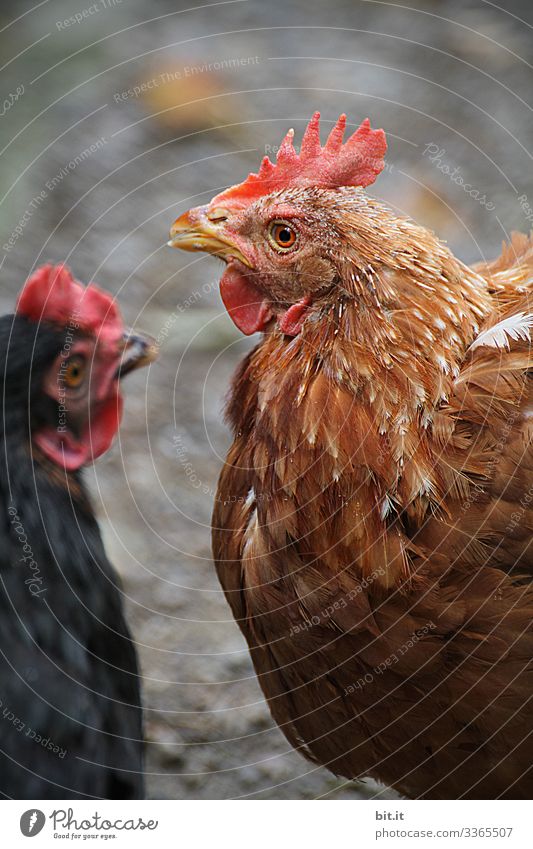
(170, 118, 533, 799)
(0, 434, 143, 799)
(0, 266, 153, 798)
(215, 231, 533, 799)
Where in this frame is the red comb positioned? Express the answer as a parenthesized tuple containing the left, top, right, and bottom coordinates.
(16, 264, 123, 348)
(211, 112, 387, 209)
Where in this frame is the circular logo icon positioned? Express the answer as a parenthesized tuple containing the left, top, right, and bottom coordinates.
(20, 810, 46, 837)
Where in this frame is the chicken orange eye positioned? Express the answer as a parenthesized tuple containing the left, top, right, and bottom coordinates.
(268, 221, 298, 252)
(63, 356, 85, 389)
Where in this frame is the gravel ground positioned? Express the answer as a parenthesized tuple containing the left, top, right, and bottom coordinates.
(0, 0, 532, 799)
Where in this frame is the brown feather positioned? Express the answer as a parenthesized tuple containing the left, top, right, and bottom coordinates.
(209, 198, 533, 798)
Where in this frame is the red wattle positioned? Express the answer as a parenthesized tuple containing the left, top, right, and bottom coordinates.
(219, 264, 272, 335)
(278, 296, 312, 336)
(34, 389, 123, 471)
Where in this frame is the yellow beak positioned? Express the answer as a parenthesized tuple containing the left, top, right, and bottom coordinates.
(168, 206, 251, 266)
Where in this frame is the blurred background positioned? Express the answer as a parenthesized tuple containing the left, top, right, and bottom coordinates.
(0, 0, 532, 799)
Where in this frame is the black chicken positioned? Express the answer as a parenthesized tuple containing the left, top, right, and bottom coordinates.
(0, 264, 156, 799)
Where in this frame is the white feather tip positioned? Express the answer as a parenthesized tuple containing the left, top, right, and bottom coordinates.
(470, 311, 533, 351)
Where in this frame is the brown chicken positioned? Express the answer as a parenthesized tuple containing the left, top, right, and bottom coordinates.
(169, 113, 533, 799)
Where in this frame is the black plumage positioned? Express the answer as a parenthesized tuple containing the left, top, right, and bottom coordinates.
(0, 313, 143, 799)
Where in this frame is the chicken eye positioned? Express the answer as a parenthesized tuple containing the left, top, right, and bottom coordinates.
(268, 220, 298, 252)
(62, 356, 86, 389)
